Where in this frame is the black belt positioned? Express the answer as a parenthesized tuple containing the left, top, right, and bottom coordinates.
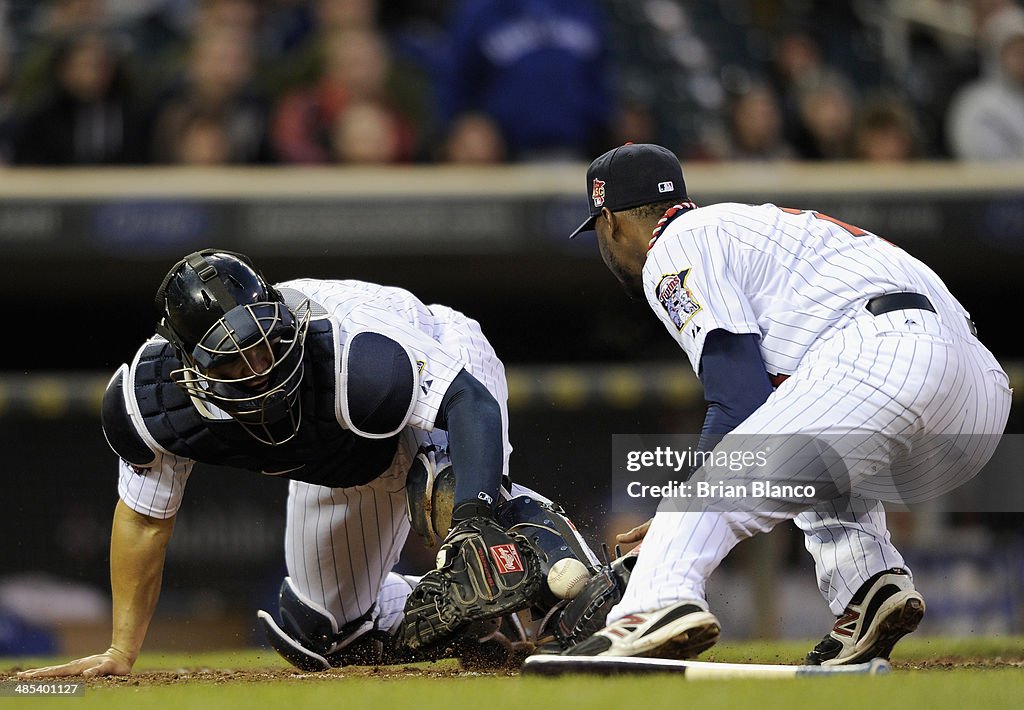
(774, 292, 972, 388)
(865, 292, 978, 336)
(865, 292, 935, 316)
(773, 292, 947, 388)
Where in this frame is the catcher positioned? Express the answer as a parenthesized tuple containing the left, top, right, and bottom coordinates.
(17, 250, 601, 679)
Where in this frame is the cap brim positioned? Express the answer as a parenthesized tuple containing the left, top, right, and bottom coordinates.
(568, 215, 598, 239)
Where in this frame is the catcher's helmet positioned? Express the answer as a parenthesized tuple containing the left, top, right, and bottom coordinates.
(155, 250, 310, 445)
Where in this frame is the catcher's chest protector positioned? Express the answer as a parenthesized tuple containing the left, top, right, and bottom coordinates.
(128, 320, 400, 487)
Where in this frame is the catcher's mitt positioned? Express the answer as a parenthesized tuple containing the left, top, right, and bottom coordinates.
(400, 516, 543, 651)
(548, 549, 638, 649)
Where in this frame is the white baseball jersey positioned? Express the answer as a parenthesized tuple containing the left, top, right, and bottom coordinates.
(643, 202, 976, 378)
(612, 202, 1012, 620)
(118, 278, 514, 633)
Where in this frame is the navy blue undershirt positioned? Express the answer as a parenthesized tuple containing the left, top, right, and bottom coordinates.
(434, 369, 504, 518)
(697, 329, 775, 455)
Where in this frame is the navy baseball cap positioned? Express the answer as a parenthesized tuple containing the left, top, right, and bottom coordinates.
(569, 143, 687, 238)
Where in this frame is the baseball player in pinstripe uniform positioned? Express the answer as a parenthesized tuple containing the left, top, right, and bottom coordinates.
(562, 143, 1012, 664)
(18, 250, 596, 679)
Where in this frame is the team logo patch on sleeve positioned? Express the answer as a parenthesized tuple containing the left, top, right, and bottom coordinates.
(656, 269, 702, 330)
(490, 543, 525, 574)
(415, 359, 433, 395)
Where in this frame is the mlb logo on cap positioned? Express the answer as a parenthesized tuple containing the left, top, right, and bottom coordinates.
(569, 143, 687, 239)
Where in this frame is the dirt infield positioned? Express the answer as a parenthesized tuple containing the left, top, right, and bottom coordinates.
(2, 665, 498, 686)
(0, 663, 520, 690)
(895, 657, 1024, 670)
(4, 653, 1023, 688)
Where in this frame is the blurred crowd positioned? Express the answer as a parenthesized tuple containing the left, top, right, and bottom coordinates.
(0, 0, 1022, 167)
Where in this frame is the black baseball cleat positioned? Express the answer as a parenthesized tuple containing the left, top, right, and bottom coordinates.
(561, 600, 720, 659)
(805, 568, 925, 666)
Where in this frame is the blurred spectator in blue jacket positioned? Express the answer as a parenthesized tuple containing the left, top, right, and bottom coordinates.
(947, 4, 1024, 160)
(12, 30, 147, 164)
(440, 0, 612, 162)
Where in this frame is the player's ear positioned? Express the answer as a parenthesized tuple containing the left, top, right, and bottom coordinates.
(600, 207, 618, 237)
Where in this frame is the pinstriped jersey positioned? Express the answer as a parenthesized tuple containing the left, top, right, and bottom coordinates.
(643, 202, 974, 377)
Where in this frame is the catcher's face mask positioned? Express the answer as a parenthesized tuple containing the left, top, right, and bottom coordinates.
(172, 300, 311, 445)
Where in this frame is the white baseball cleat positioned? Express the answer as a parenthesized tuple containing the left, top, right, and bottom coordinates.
(561, 600, 720, 659)
(805, 568, 925, 666)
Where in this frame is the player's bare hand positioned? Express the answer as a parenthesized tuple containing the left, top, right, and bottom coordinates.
(17, 647, 134, 678)
(615, 518, 652, 545)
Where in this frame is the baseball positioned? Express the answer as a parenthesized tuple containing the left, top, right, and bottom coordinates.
(547, 558, 591, 600)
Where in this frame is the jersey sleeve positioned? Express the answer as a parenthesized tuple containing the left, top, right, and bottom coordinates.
(117, 451, 194, 519)
(644, 224, 761, 373)
(341, 306, 467, 432)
